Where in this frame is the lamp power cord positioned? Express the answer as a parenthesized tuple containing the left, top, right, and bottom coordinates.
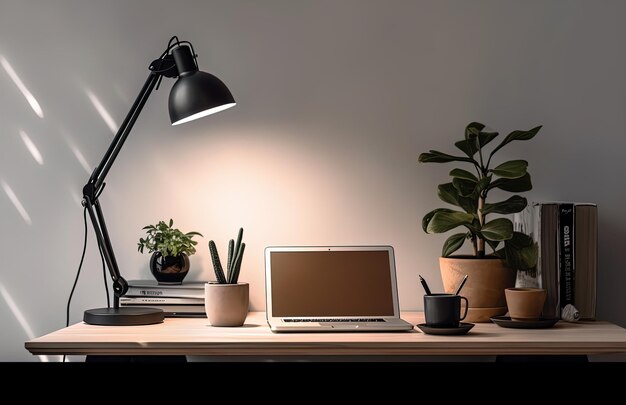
(63, 205, 110, 362)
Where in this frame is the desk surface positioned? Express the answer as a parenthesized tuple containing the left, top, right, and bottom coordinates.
(25, 312, 626, 356)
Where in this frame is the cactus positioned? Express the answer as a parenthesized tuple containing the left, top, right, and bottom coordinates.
(233, 228, 243, 266)
(229, 242, 245, 284)
(226, 239, 234, 282)
(209, 228, 245, 284)
(208, 240, 227, 284)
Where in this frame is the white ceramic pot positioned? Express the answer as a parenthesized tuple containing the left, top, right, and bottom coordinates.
(204, 282, 249, 327)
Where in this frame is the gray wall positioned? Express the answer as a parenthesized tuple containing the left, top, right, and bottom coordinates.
(1, 0, 624, 361)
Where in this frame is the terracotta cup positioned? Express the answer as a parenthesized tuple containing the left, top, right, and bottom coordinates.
(505, 288, 547, 321)
(205, 282, 249, 326)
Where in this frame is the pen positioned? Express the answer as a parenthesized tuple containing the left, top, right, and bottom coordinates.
(419, 275, 432, 295)
(454, 275, 468, 296)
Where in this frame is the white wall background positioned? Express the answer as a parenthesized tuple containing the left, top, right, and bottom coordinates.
(1, 0, 625, 361)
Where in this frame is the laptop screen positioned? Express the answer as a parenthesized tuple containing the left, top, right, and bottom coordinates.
(269, 249, 395, 317)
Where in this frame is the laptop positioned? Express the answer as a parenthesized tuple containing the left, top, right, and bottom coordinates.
(265, 246, 413, 332)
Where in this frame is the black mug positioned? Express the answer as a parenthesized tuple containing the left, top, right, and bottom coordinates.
(424, 294, 469, 328)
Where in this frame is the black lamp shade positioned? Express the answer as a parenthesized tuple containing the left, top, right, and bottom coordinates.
(168, 71, 236, 125)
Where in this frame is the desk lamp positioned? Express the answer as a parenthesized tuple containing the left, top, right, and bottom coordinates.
(81, 36, 235, 326)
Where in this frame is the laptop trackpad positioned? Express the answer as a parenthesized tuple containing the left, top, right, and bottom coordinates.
(329, 324, 360, 329)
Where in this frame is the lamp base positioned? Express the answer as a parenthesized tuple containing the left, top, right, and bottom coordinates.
(83, 307, 164, 326)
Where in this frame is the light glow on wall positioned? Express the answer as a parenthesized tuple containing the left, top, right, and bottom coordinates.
(1, 179, 32, 225)
(86, 89, 118, 134)
(70, 188, 83, 207)
(69, 142, 92, 175)
(19, 130, 43, 165)
(0, 56, 44, 119)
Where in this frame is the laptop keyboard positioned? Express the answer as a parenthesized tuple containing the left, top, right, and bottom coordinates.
(283, 318, 386, 323)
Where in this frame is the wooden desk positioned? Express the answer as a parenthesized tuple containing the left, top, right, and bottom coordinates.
(25, 312, 626, 357)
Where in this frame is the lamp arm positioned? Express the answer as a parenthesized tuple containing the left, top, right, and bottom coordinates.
(81, 56, 177, 307)
(89, 74, 158, 190)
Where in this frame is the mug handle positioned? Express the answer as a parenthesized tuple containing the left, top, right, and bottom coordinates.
(460, 296, 469, 321)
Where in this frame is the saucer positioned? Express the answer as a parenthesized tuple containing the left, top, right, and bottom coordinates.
(490, 316, 559, 329)
(416, 323, 474, 335)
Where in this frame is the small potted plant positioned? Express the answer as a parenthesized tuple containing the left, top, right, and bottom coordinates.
(137, 219, 203, 285)
(419, 122, 541, 322)
(205, 228, 248, 326)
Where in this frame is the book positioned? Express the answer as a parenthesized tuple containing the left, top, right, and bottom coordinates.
(514, 202, 597, 319)
(125, 280, 207, 299)
(574, 205, 598, 319)
(120, 303, 206, 316)
(543, 204, 560, 318)
(120, 296, 204, 305)
(558, 203, 575, 308)
(120, 296, 206, 317)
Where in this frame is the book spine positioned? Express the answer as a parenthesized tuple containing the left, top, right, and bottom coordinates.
(120, 302, 206, 316)
(558, 203, 575, 308)
(540, 204, 559, 318)
(120, 296, 204, 305)
(125, 287, 203, 299)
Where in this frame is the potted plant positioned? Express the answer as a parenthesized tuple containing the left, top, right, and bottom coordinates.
(419, 122, 541, 322)
(205, 228, 248, 326)
(137, 219, 203, 285)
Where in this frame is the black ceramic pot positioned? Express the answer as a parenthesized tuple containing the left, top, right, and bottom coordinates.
(149, 252, 190, 284)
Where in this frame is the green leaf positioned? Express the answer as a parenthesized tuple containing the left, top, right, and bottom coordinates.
(476, 175, 492, 194)
(506, 231, 535, 249)
(452, 177, 477, 197)
(465, 122, 485, 140)
(427, 211, 475, 234)
(442, 233, 467, 257)
(503, 233, 538, 270)
(458, 195, 478, 214)
(419, 150, 476, 164)
(481, 195, 528, 215)
(489, 125, 542, 157)
(490, 160, 528, 179)
(438, 183, 478, 214)
(480, 218, 513, 241)
(449, 168, 478, 182)
(437, 183, 460, 206)
(467, 218, 482, 234)
(454, 139, 478, 157)
(485, 239, 500, 253)
(478, 131, 499, 147)
(138, 219, 202, 256)
(422, 208, 456, 233)
(488, 173, 532, 192)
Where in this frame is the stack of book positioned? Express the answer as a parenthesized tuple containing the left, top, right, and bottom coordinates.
(514, 202, 598, 319)
(120, 280, 207, 317)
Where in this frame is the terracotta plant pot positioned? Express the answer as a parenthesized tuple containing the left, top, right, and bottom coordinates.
(440, 256, 516, 323)
(505, 288, 547, 320)
(204, 282, 249, 327)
